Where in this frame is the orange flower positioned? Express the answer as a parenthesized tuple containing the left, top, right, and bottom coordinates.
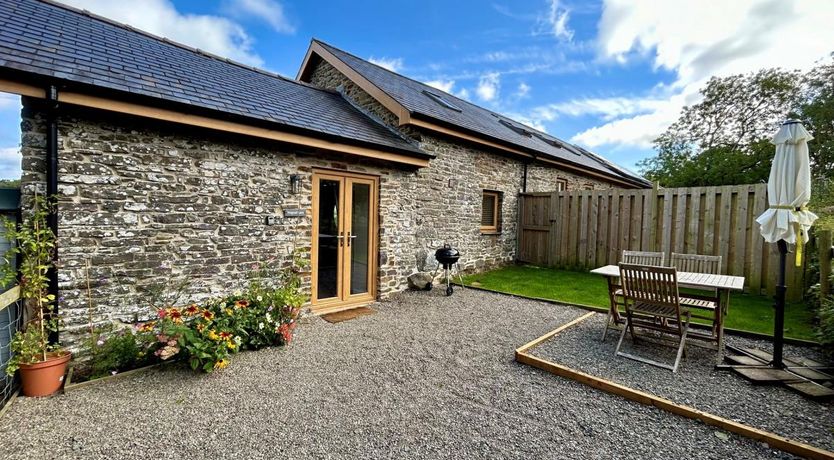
(184, 304, 200, 316)
(200, 310, 215, 321)
(138, 321, 156, 332)
(234, 299, 249, 309)
(168, 308, 183, 324)
(219, 331, 232, 340)
(196, 323, 206, 333)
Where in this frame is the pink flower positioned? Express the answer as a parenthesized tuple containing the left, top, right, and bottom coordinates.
(157, 309, 167, 319)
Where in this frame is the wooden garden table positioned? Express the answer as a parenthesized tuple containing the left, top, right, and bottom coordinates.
(590, 264, 745, 362)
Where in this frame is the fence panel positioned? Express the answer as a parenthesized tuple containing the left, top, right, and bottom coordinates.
(517, 183, 802, 298)
(0, 285, 22, 411)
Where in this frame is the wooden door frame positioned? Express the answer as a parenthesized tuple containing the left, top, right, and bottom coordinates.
(310, 169, 379, 312)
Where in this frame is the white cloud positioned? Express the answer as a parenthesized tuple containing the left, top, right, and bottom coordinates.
(531, 95, 669, 123)
(424, 79, 455, 93)
(225, 0, 295, 34)
(568, 0, 834, 149)
(476, 72, 500, 101)
(62, 0, 265, 67)
(0, 147, 20, 180)
(368, 57, 404, 72)
(516, 82, 531, 98)
(545, 0, 574, 41)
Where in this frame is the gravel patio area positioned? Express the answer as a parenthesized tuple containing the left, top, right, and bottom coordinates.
(0, 288, 803, 459)
(531, 314, 834, 453)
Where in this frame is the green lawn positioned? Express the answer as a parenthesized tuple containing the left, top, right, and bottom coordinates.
(462, 265, 818, 341)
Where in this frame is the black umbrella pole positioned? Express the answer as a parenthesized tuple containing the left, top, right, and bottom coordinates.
(773, 239, 788, 369)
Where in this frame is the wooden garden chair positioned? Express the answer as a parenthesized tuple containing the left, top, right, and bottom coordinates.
(615, 263, 691, 373)
(601, 250, 665, 341)
(671, 253, 723, 338)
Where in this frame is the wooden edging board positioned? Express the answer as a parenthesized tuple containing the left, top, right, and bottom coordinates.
(63, 361, 176, 392)
(458, 282, 820, 346)
(515, 312, 834, 460)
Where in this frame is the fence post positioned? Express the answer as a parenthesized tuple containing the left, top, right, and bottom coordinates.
(649, 181, 659, 252)
(820, 229, 833, 299)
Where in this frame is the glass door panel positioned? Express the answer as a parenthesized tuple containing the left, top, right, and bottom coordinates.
(348, 182, 371, 295)
(316, 178, 341, 300)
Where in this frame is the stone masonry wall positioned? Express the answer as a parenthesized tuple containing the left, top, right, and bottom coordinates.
(525, 164, 609, 192)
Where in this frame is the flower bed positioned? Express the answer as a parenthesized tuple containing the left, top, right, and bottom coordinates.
(82, 257, 308, 380)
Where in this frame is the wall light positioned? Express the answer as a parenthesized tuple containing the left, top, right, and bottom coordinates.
(290, 174, 301, 194)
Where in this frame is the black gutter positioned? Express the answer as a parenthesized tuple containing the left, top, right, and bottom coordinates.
(45, 85, 59, 344)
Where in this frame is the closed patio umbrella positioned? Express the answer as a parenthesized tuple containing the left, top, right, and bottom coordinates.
(755, 120, 817, 368)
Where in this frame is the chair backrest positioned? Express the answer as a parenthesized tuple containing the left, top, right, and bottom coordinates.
(622, 250, 665, 267)
(618, 263, 681, 320)
(670, 253, 722, 274)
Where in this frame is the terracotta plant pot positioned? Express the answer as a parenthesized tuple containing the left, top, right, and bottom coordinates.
(18, 352, 71, 397)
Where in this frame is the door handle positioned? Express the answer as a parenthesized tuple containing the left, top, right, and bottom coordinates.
(347, 231, 357, 246)
(339, 231, 344, 246)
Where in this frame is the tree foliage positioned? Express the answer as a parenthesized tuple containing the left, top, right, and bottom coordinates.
(639, 61, 834, 187)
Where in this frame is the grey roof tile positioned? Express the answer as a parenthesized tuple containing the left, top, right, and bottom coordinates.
(0, 0, 427, 158)
(313, 40, 649, 186)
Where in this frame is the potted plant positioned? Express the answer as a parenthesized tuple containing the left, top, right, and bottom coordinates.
(3, 195, 70, 396)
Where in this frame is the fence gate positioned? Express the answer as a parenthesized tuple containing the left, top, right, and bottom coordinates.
(518, 183, 805, 300)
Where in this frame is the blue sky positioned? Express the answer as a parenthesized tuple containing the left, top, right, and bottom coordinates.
(1, 0, 833, 179)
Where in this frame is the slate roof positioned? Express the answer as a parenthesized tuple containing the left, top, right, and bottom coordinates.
(0, 0, 429, 158)
(310, 40, 650, 186)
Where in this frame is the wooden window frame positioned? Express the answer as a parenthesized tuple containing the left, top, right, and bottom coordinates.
(480, 190, 501, 233)
(556, 179, 568, 192)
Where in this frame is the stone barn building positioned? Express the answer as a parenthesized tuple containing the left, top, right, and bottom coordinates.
(0, 0, 648, 346)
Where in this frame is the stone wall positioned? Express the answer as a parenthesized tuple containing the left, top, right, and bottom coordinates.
(525, 164, 609, 192)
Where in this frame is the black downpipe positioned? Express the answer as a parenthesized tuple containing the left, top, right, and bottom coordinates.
(522, 162, 528, 193)
(46, 85, 60, 344)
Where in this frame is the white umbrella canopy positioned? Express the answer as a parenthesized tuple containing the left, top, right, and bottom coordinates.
(755, 120, 818, 265)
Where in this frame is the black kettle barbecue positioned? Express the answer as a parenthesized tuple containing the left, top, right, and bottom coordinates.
(432, 243, 464, 296)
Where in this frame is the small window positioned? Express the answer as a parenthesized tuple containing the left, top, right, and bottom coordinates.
(481, 191, 500, 232)
(556, 179, 568, 192)
(422, 90, 462, 112)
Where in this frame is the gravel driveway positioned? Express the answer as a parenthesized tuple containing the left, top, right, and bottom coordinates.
(0, 289, 799, 459)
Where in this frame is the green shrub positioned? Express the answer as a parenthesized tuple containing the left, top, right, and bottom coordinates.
(88, 328, 154, 379)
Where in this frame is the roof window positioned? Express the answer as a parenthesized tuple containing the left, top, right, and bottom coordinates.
(498, 119, 532, 137)
(422, 90, 462, 112)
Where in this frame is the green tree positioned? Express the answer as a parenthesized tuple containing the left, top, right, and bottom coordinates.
(801, 60, 834, 176)
(639, 68, 804, 187)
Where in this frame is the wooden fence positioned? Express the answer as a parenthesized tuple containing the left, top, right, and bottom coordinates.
(517, 183, 806, 299)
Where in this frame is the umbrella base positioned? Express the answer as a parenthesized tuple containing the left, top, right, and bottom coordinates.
(717, 345, 834, 400)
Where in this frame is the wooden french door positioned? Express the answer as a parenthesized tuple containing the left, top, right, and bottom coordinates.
(311, 170, 378, 310)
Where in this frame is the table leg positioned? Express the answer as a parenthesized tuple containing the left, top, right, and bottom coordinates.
(716, 289, 729, 364)
(607, 277, 621, 322)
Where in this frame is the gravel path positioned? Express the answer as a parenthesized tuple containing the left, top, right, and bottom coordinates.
(0, 289, 797, 459)
(532, 313, 834, 454)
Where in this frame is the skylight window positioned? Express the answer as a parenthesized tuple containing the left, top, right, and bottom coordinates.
(533, 132, 566, 150)
(498, 119, 532, 137)
(422, 90, 462, 112)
